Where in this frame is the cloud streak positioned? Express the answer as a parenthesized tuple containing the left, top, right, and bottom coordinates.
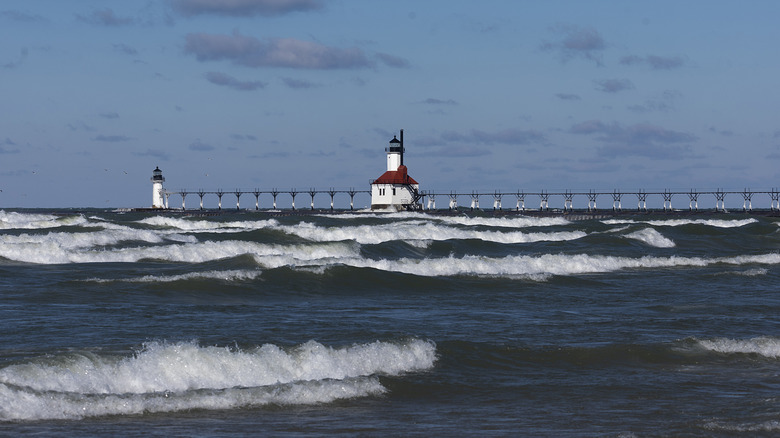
(569, 120, 697, 159)
(170, 0, 323, 17)
(205, 71, 266, 90)
(594, 78, 634, 93)
(0, 138, 20, 154)
(541, 24, 606, 66)
(376, 52, 410, 68)
(442, 128, 546, 146)
(93, 135, 133, 142)
(281, 77, 320, 89)
(184, 32, 370, 69)
(620, 55, 687, 70)
(76, 8, 135, 26)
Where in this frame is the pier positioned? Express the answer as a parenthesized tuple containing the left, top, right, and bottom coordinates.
(163, 188, 368, 211)
(158, 187, 780, 213)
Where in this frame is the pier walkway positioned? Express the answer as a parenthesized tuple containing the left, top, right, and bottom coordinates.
(160, 188, 780, 213)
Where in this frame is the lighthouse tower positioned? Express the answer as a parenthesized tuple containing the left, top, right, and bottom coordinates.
(370, 130, 421, 210)
(150, 166, 167, 209)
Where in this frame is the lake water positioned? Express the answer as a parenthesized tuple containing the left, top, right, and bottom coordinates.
(1, 209, 778, 436)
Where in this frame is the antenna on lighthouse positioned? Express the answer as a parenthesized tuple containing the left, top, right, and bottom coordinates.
(400, 129, 404, 166)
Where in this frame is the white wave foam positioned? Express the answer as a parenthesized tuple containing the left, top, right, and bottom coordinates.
(249, 252, 780, 280)
(430, 215, 571, 228)
(138, 215, 579, 243)
(0, 237, 359, 265)
(277, 222, 586, 245)
(0, 376, 384, 421)
(0, 210, 87, 230)
(712, 268, 768, 277)
(696, 336, 780, 358)
(87, 269, 263, 283)
(0, 339, 436, 421)
(625, 228, 676, 248)
(602, 218, 757, 228)
(138, 216, 279, 233)
(704, 420, 780, 433)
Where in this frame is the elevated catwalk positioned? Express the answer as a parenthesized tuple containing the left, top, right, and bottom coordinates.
(151, 188, 780, 215)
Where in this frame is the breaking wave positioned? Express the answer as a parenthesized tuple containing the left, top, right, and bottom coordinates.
(695, 336, 780, 359)
(624, 228, 676, 248)
(602, 218, 758, 228)
(86, 269, 263, 283)
(0, 339, 436, 421)
(276, 222, 585, 245)
(0, 210, 87, 230)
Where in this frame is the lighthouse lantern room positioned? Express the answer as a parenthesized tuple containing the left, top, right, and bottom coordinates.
(150, 166, 167, 209)
(371, 130, 421, 210)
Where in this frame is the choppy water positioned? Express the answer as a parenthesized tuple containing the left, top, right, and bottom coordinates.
(1, 208, 779, 436)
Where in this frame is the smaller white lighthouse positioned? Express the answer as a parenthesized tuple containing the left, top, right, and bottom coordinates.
(150, 166, 167, 209)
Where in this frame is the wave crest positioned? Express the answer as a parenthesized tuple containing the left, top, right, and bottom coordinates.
(0, 338, 436, 420)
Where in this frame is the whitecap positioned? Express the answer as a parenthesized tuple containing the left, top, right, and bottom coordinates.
(625, 228, 676, 248)
(696, 336, 780, 359)
(0, 210, 87, 230)
(0, 339, 436, 421)
(276, 222, 586, 245)
(86, 269, 263, 283)
(602, 218, 757, 228)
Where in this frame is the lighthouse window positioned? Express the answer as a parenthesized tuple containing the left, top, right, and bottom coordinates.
(392, 188, 396, 195)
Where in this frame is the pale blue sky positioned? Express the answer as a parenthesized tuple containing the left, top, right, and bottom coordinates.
(1, 0, 779, 208)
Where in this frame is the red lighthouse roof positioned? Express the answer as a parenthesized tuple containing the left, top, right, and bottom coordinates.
(372, 165, 418, 185)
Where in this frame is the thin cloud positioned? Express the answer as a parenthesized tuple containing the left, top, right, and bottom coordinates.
(135, 149, 170, 160)
(99, 112, 120, 119)
(541, 24, 606, 66)
(0, 138, 20, 154)
(628, 100, 673, 113)
(421, 98, 458, 106)
(620, 54, 686, 70)
(442, 128, 546, 146)
(281, 77, 320, 89)
(170, 0, 323, 17)
(376, 52, 410, 68)
(205, 71, 266, 91)
(628, 89, 680, 113)
(569, 120, 697, 159)
(67, 122, 96, 132)
(230, 134, 258, 141)
(594, 78, 634, 93)
(76, 8, 135, 26)
(1, 10, 46, 22)
(93, 135, 133, 142)
(2, 47, 28, 70)
(184, 31, 370, 70)
(113, 43, 138, 56)
(556, 93, 581, 101)
(189, 140, 215, 151)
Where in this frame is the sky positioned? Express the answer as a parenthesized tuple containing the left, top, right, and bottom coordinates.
(1, 0, 780, 209)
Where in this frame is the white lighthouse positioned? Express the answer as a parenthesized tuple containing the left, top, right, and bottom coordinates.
(371, 130, 421, 210)
(150, 166, 167, 209)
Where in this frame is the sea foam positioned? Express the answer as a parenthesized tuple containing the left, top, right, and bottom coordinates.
(86, 269, 263, 283)
(138, 216, 280, 233)
(276, 222, 586, 245)
(261, 252, 780, 280)
(696, 336, 780, 359)
(625, 228, 676, 248)
(0, 339, 436, 420)
(602, 218, 758, 228)
(0, 210, 87, 230)
(0, 238, 359, 265)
